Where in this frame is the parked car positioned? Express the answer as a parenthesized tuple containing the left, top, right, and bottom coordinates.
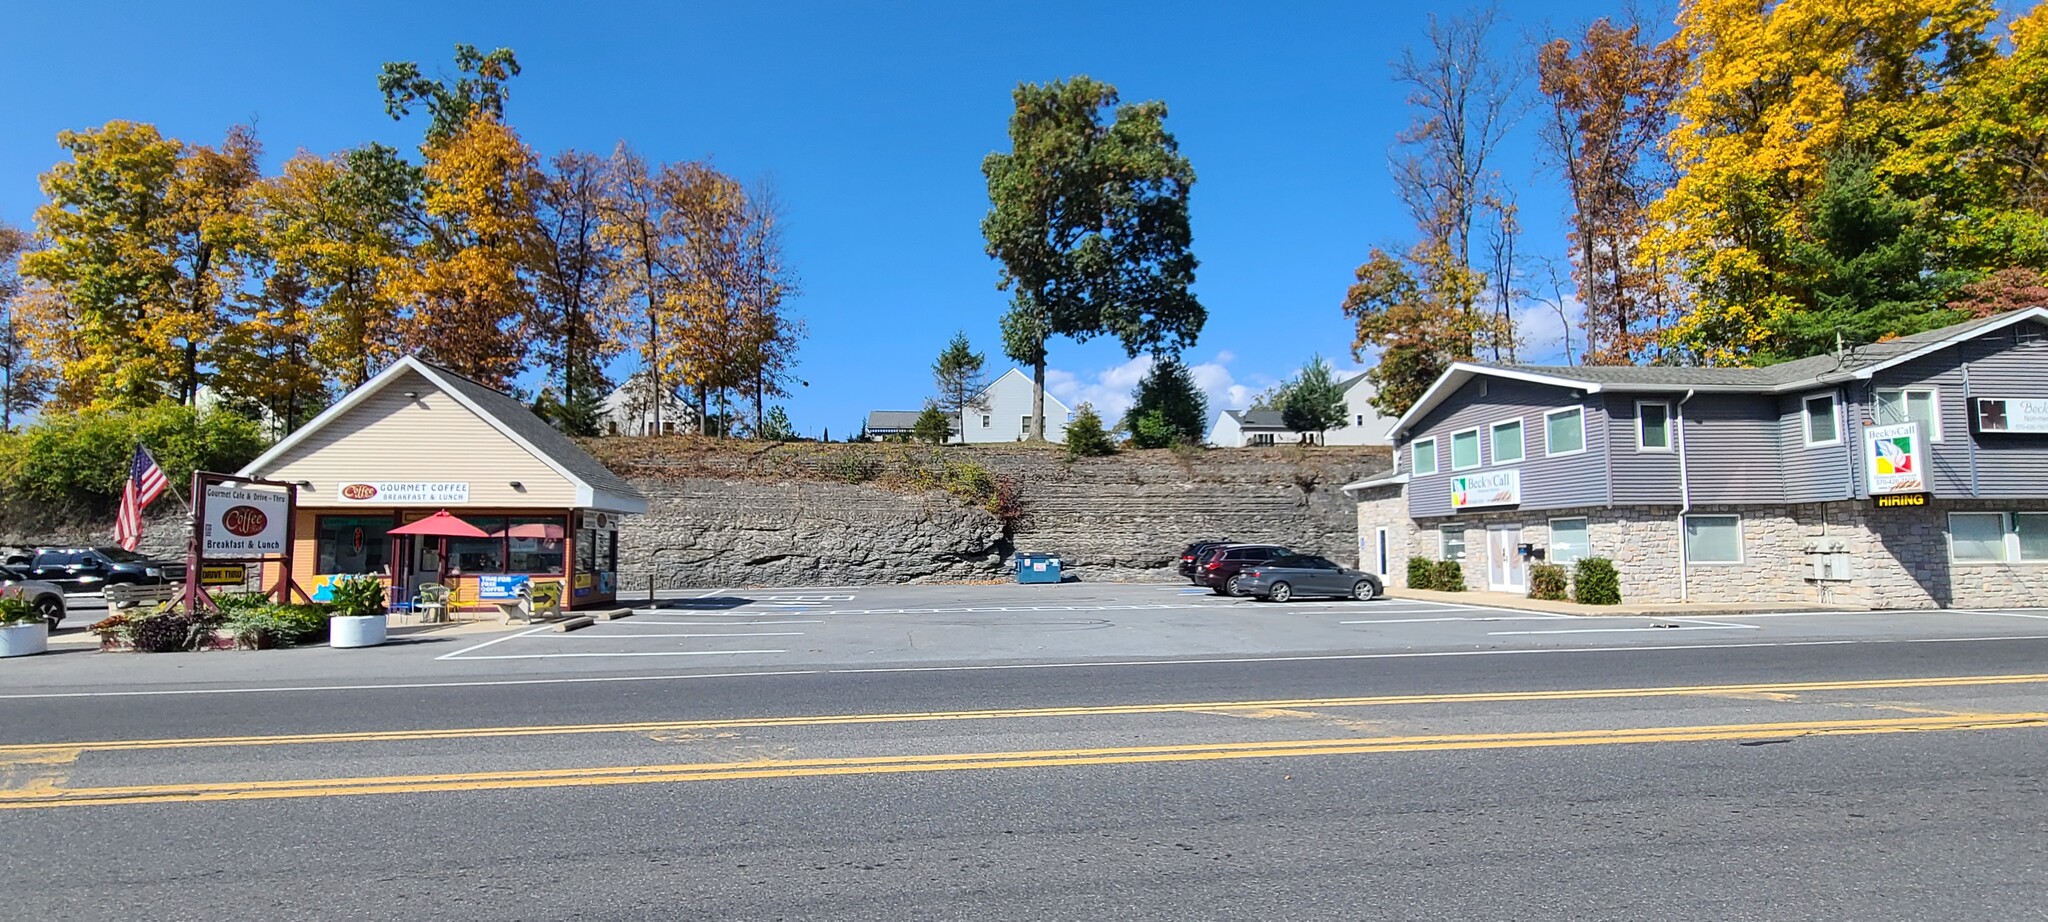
(1, 549, 33, 568)
(28, 547, 184, 594)
(1239, 554, 1382, 603)
(1177, 540, 1233, 582)
(1195, 544, 1292, 596)
(0, 565, 68, 629)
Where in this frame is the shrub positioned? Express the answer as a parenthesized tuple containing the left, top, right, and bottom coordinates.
(224, 602, 333, 649)
(1064, 403, 1116, 458)
(1434, 559, 1467, 591)
(328, 575, 388, 619)
(1125, 408, 1175, 449)
(911, 404, 953, 445)
(103, 605, 223, 652)
(0, 591, 36, 625)
(0, 403, 267, 510)
(1573, 557, 1622, 605)
(1406, 556, 1439, 591)
(1528, 563, 1569, 601)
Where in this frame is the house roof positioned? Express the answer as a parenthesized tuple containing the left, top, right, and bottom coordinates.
(1225, 409, 1291, 430)
(1389, 307, 2048, 439)
(865, 410, 957, 432)
(240, 355, 649, 514)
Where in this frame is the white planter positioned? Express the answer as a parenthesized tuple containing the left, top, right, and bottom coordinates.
(329, 614, 388, 648)
(0, 622, 49, 658)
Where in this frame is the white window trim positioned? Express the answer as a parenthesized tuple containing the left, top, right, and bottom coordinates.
(1682, 514, 1744, 565)
(2017, 512, 2048, 565)
(1489, 418, 1526, 466)
(1543, 406, 1587, 458)
(1636, 400, 1673, 452)
(1411, 437, 1439, 476)
(1875, 386, 1944, 442)
(1450, 427, 1482, 471)
(1547, 516, 1590, 564)
(1949, 512, 2010, 564)
(1803, 393, 1841, 447)
(1440, 525, 1466, 560)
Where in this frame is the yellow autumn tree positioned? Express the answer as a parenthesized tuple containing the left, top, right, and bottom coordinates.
(1647, 0, 2001, 362)
(387, 114, 541, 388)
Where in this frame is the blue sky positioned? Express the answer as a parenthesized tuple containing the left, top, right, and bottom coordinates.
(0, 0, 1633, 437)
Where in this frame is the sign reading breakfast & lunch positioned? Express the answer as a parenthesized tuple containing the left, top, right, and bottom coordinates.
(201, 483, 290, 556)
(1451, 469, 1521, 510)
(334, 481, 470, 504)
(1864, 421, 1929, 496)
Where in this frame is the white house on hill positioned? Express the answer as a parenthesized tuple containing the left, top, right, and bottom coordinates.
(866, 368, 1073, 443)
(601, 373, 699, 436)
(1207, 373, 1394, 447)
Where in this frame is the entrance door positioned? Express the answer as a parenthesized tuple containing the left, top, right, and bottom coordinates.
(1374, 527, 1390, 577)
(408, 536, 445, 600)
(1487, 524, 1526, 592)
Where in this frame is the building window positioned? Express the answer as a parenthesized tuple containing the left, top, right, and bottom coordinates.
(446, 516, 508, 574)
(1545, 407, 1585, 457)
(314, 515, 393, 575)
(1412, 438, 1438, 476)
(1803, 393, 1839, 446)
(1637, 401, 1671, 451)
(1020, 416, 1032, 434)
(504, 516, 568, 575)
(1951, 512, 2009, 563)
(1356, 414, 1364, 427)
(1491, 419, 1525, 465)
(1875, 388, 1941, 441)
(982, 414, 991, 428)
(2018, 514, 2048, 562)
(1251, 433, 1275, 446)
(1441, 526, 1466, 561)
(1549, 517, 1589, 566)
(1683, 514, 1743, 564)
(1451, 429, 1481, 470)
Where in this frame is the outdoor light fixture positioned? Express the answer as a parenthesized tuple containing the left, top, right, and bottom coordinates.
(295, 480, 313, 489)
(403, 390, 419, 399)
(509, 481, 525, 491)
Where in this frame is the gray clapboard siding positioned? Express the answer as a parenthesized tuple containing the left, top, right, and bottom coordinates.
(1404, 377, 1609, 517)
(1775, 388, 1857, 503)
(1869, 319, 2048, 499)
(1684, 394, 1789, 505)
(1606, 394, 1681, 504)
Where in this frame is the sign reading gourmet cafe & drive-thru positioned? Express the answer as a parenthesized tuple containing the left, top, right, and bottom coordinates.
(201, 483, 290, 556)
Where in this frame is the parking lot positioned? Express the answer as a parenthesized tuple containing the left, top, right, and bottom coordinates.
(424, 580, 2048, 674)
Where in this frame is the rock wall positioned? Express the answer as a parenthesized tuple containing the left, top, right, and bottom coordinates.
(611, 443, 1389, 589)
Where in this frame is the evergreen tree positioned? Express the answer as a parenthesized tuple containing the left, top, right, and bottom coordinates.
(911, 402, 952, 445)
(1120, 355, 1207, 448)
(1063, 403, 1117, 458)
(932, 330, 988, 437)
(1274, 356, 1350, 443)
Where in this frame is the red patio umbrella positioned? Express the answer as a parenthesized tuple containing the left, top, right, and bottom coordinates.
(493, 522, 566, 540)
(389, 510, 490, 537)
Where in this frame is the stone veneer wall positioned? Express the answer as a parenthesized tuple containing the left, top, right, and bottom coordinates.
(1360, 494, 2048, 609)
(614, 444, 1389, 590)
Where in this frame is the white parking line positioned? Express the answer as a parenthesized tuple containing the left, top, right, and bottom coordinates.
(1487, 624, 1760, 636)
(1955, 610, 2048, 620)
(551, 631, 807, 639)
(1340, 616, 1573, 625)
(443, 649, 790, 661)
(433, 624, 554, 661)
(623, 620, 823, 626)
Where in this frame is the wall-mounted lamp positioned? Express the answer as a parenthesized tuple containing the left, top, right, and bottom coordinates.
(509, 481, 526, 491)
(402, 391, 420, 399)
(295, 480, 313, 489)
(1568, 389, 1585, 399)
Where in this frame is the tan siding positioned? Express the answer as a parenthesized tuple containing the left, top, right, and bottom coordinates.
(253, 369, 578, 508)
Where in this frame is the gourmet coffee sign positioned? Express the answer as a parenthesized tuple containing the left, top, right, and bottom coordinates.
(201, 484, 290, 556)
(335, 481, 470, 504)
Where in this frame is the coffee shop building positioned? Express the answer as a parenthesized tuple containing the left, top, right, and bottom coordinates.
(239, 356, 648, 614)
(1344, 308, 2048, 609)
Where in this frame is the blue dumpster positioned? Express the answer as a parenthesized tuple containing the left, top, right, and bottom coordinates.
(1015, 552, 1062, 584)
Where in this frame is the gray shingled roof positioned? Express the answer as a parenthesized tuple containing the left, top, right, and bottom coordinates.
(866, 410, 958, 432)
(1229, 409, 1290, 429)
(423, 362, 646, 505)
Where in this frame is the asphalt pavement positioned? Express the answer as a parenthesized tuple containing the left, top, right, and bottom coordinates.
(5, 581, 2048, 919)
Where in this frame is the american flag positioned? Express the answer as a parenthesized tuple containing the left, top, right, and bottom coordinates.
(113, 445, 168, 551)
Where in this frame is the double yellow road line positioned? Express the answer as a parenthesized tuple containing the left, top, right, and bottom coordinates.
(7, 671, 2048, 758)
(3, 711, 2042, 809)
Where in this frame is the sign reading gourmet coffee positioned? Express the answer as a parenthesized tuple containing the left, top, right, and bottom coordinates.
(1450, 469, 1521, 510)
(1972, 396, 2048, 434)
(201, 483, 290, 556)
(335, 481, 470, 504)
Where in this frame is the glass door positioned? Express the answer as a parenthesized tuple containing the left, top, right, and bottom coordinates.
(1487, 525, 1526, 592)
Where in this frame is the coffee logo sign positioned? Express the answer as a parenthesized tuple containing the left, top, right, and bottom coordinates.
(221, 505, 268, 537)
(340, 483, 379, 501)
(336, 481, 469, 504)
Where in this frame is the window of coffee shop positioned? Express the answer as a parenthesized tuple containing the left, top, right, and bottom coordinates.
(315, 515, 394, 574)
(442, 516, 569, 576)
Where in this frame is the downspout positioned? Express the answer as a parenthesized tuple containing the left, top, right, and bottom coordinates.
(1675, 389, 1696, 604)
(1962, 362, 1980, 497)
(1602, 396, 1614, 510)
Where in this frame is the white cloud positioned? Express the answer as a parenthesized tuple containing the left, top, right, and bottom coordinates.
(1045, 354, 1154, 420)
(1514, 294, 1587, 366)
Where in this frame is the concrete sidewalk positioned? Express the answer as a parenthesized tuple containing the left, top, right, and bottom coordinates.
(1385, 587, 1864, 617)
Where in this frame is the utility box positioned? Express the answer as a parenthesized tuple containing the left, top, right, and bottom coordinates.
(1016, 553, 1062, 584)
(1803, 540, 1854, 582)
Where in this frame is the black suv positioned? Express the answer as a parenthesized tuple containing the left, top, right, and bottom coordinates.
(1177, 540, 1233, 582)
(29, 547, 185, 594)
(1195, 544, 1292, 596)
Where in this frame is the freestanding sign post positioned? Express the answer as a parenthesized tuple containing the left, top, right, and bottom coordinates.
(183, 471, 303, 614)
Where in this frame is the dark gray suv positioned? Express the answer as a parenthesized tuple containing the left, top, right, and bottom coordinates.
(29, 547, 185, 594)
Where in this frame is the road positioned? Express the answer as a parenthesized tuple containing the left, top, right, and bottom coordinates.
(5, 584, 2048, 920)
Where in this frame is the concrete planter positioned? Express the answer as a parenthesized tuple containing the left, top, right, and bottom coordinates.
(328, 614, 388, 649)
(0, 622, 49, 658)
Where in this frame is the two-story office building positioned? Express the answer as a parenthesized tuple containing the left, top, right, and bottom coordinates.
(1344, 308, 2048, 609)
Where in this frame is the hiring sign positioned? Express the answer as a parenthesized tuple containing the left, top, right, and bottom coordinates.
(200, 484, 290, 556)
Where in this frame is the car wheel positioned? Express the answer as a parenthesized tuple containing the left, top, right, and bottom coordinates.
(34, 595, 63, 630)
(1268, 582, 1293, 603)
(1225, 575, 1245, 596)
(1351, 580, 1377, 601)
